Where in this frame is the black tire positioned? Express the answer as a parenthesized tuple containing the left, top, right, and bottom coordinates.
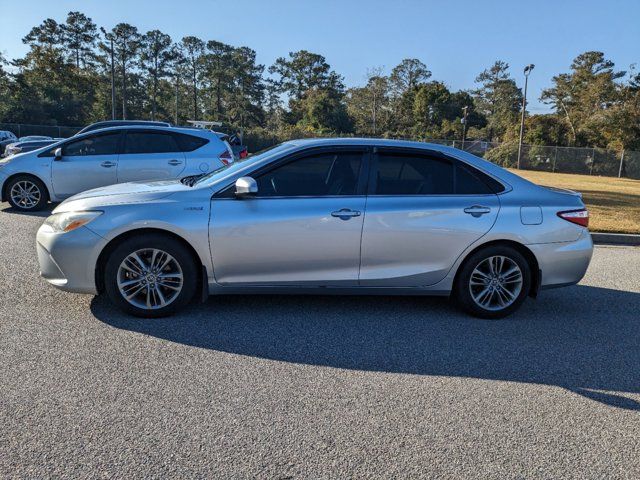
(453, 245, 531, 319)
(5, 175, 49, 211)
(103, 234, 198, 318)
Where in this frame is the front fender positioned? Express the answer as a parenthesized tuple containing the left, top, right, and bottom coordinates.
(85, 199, 214, 279)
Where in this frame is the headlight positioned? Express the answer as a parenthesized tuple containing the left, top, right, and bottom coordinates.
(41, 211, 103, 233)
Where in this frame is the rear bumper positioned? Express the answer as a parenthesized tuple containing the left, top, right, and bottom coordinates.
(36, 224, 107, 294)
(529, 229, 593, 288)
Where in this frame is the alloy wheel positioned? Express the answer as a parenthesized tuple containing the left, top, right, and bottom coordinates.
(469, 255, 523, 311)
(117, 248, 184, 310)
(10, 180, 41, 209)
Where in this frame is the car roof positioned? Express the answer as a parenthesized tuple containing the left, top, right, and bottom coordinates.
(70, 124, 224, 142)
(15, 139, 55, 145)
(90, 120, 170, 126)
(282, 137, 475, 157)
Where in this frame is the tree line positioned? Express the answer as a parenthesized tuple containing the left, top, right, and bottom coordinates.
(1, 11, 639, 154)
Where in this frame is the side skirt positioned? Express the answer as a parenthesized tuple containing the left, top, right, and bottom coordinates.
(206, 283, 451, 297)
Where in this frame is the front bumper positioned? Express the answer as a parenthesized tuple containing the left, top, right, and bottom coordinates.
(0, 170, 8, 201)
(36, 224, 107, 294)
(529, 229, 594, 288)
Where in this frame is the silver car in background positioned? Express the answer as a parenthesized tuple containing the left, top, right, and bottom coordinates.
(36, 138, 593, 319)
(3, 139, 58, 157)
(0, 130, 19, 154)
(0, 125, 234, 211)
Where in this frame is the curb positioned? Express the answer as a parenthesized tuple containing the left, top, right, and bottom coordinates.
(591, 232, 640, 246)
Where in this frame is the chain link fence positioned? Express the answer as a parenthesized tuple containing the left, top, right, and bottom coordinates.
(0, 122, 81, 139)
(451, 141, 638, 179)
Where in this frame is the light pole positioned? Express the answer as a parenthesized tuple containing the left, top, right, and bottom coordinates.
(461, 106, 469, 150)
(100, 27, 116, 120)
(175, 76, 179, 125)
(517, 64, 534, 169)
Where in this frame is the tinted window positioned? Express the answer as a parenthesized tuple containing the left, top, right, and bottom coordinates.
(174, 133, 208, 152)
(124, 131, 179, 154)
(375, 153, 454, 195)
(256, 152, 362, 196)
(62, 132, 120, 157)
(467, 166, 505, 193)
(456, 164, 494, 194)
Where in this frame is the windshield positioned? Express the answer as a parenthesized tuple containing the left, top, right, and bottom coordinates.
(193, 142, 295, 187)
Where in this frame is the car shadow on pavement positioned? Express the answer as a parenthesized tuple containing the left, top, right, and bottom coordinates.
(91, 284, 640, 410)
(0, 203, 55, 217)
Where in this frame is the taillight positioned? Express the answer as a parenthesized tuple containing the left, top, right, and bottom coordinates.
(557, 208, 589, 228)
(219, 149, 232, 166)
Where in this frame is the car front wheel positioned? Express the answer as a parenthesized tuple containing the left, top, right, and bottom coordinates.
(103, 234, 198, 318)
(6, 175, 48, 211)
(454, 245, 531, 319)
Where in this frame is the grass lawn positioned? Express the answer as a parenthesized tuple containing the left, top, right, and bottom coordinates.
(508, 169, 640, 234)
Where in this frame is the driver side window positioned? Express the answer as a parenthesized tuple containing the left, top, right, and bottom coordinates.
(255, 151, 363, 197)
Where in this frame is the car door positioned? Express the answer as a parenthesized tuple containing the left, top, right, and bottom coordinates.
(359, 148, 500, 287)
(117, 130, 186, 182)
(50, 131, 121, 198)
(209, 148, 368, 285)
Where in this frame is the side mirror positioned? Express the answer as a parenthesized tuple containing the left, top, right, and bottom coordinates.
(235, 176, 258, 198)
(54, 147, 62, 160)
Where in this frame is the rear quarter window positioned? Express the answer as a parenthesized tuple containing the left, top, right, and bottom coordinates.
(173, 133, 209, 152)
(456, 163, 505, 194)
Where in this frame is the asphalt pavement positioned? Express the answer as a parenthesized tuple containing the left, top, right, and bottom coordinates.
(1, 203, 639, 479)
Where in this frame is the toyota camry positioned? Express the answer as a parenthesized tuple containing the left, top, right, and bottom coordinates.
(36, 138, 593, 319)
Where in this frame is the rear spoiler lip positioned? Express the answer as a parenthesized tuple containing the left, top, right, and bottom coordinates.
(541, 185, 583, 199)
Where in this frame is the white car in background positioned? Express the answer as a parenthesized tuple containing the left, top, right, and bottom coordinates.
(0, 125, 234, 211)
(18, 135, 53, 142)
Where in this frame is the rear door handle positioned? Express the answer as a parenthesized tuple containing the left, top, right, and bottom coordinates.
(100, 161, 116, 168)
(168, 159, 182, 166)
(331, 208, 361, 220)
(464, 205, 491, 217)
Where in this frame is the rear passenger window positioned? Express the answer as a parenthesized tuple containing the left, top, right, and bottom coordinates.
(174, 133, 208, 152)
(375, 153, 454, 194)
(373, 152, 503, 195)
(124, 132, 180, 154)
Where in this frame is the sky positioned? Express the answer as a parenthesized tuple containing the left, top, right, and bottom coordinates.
(1, 0, 639, 113)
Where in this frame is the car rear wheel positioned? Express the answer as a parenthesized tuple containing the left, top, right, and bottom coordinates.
(104, 234, 198, 318)
(6, 175, 48, 211)
(454, 245, 531, 319)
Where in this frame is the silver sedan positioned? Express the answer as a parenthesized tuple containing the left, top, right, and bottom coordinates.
(36, 138, 593, 319)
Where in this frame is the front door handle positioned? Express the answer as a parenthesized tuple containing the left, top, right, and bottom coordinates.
(331, 208, 361, 220)
(464, 205, 491, 217)
(100, 161, 116, 168)
(168, 159, 182, 166)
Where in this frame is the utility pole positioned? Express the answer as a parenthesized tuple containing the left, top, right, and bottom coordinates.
(517, 64, 535, 169)
(618, 150, 625, 178)
(110, 36, 116, 120)
(174, 76, 179, 125)
(101, 27, 116, 120)
(461, 106, 469, 150)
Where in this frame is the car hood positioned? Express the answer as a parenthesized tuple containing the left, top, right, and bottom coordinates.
(0, 150, 28, 163)
(54, 179, 190, 212)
